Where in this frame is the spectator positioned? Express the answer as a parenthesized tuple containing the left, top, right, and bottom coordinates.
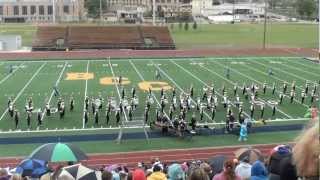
(212, 159, 241, 180)
(102, 170, 113, 180)
(132, 169, 146, 180)
(10, 174, 22, 180)
(267, 145, 291, 180)
(250, 160, 267, 180)
(167, 163, 185, 180)
(199, 163, 213, 179)
(279, 156, 297, 180)
(235, 157, 251, 180)
(293, 122, 319, 179)
(189, 168, 209, 180)
(0, 168, 10, 180)
(147, 164, 167, 180)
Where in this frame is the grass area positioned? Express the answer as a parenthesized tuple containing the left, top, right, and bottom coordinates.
(0, 130, 300, 157)
(170, 23, 317, 49)
(0, 57, 318, 135)
(0, 23, 317, 49)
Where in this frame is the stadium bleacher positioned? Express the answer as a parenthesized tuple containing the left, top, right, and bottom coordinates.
(32, 26, 175, 51)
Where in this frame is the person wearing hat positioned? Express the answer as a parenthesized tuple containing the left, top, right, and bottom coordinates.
(250, 160, 267, 180)
(147, 164, 167, 180)
(167, 163, 185, 180)
(235, 156, 252, 180)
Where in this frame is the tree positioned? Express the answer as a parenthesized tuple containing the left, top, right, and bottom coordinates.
(184, 22, 189, 31)
(192, 21, 197, 30)
(296, 0, 316, 19)
(84, 0, 107, 18)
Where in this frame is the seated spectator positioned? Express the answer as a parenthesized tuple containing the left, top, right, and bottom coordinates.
(212, 159, 241, 180)
(102, 170, 113, 180)
(10, 174, 22, 180)
(250, 160, 267, 180)
(167, 163, 185, 180)
(267, 145, 292, 180)
(199, 163, 213, 179)
(235, 157, 251, 180)
(132, 169, 146, 180)
(0, 168, 10, 180)
(293, 122, 319, 180)
(279, 156, 297, 180)
(189, 168, 209, 180)
(147, 164, 167, 180)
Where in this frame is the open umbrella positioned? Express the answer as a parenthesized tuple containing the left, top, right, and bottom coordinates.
(15, 158, 48, 178)
(234, 147, 263, 164)
(208, 155, 227, 175)
(59, 164, 101, 180)
(29, 143, 88, 162)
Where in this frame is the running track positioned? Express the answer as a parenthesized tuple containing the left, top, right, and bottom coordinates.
(0, 143, 283, 169)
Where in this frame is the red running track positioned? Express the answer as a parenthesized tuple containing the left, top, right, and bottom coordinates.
(0, 143, 281, 169)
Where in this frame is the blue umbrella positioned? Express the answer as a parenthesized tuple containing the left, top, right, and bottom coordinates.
(15, 158, 48, 178)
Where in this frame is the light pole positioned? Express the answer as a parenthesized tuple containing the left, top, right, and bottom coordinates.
(100, 0, 103, 22)
(263, 0, 267, 49)
(153, 0, 156, 25)
(52, 0, 56, 23)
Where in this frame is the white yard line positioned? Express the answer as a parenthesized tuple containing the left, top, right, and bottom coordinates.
(0, 62, 47, 121)
(170, 60, 250, 118)
(41, 62, 68, 121)
(152, 60, 213, 122)
(109, 60, 129, 122)
(129, 60, 171, 121)
(285, 59, 320, 72)
(250, 59, 317, 84)
(82, 61, 90, 128)
(277, 59, 319, 77)
(207, 59, 293, 118)
(212, 58, 309, 109)
(0, 62, 25, 85)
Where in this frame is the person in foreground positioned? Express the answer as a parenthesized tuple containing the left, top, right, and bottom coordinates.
(212, 159, 241, 180)
(250, 160, 268, 180)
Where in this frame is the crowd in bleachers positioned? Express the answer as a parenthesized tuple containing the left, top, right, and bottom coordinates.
(0, 121, 318, 180)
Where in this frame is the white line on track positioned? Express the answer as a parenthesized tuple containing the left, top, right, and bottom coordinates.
(109, 59, 129, 122)
(152, 60, 213, 123)
(41, 62, 68, 121)
(170, 60, 251, 118)
(0, 63, 25, 85)
(82, 61, 90, 128)
(206, 59, 293, 118)
(0, 62, 47, 121)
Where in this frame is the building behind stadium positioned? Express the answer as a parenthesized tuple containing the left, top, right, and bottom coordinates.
(0, 0, 85, 23)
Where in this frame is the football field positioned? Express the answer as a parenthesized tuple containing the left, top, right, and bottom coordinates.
(0, 57, 318, 135)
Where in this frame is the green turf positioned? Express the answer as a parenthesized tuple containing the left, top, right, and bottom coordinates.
(0, 57, 318, 135)
(0, 23, 317, 49)
(0, 130, 300, 157)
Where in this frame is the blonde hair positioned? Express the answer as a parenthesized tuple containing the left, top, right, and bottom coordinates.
(293, 122, 319, 177)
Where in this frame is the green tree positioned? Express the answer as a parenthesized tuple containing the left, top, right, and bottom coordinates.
(296, 0, 316, 19)
(84, 0, 107, 18)
(184, 22, 189, 31)
(192, 21, 197, 30)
